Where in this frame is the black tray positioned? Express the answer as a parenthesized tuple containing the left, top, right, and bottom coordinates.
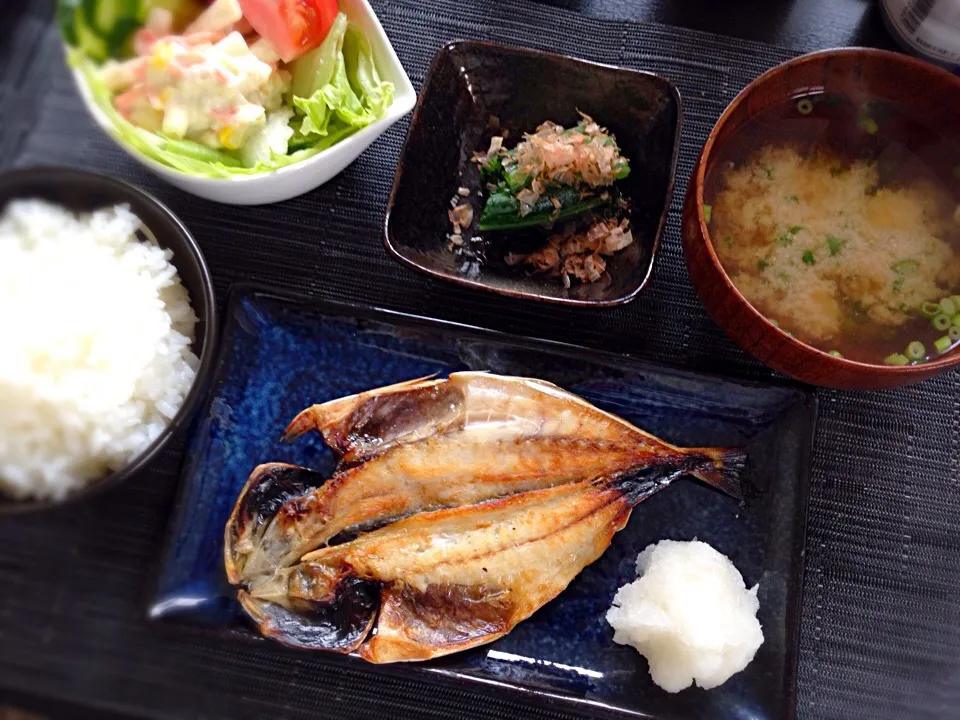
(149, 284, 815, 720)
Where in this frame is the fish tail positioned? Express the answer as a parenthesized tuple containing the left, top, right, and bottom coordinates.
(688, 446, 746, 500)
(610, 459, 696, 505)
(610, 446, 746, 505)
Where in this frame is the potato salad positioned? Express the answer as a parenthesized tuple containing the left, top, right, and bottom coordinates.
(60, 0, 394, 175)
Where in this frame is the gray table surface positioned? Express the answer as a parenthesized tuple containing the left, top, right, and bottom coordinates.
(1, 2, 958, 720)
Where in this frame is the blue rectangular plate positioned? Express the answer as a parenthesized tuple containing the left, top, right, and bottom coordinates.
(150, 284, 815, 720)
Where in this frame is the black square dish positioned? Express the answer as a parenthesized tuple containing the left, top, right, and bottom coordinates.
(384, 41, 683, 306)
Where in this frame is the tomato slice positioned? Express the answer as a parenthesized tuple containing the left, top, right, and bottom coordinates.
(238, 0, 339, 63)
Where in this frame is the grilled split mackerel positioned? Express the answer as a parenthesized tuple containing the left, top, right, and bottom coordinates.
(224, 372, 745, 663)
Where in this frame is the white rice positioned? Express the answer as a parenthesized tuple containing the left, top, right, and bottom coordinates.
(0, 199, 199, 501)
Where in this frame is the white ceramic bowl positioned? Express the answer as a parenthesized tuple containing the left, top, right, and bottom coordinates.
(70, 0, 416, 205)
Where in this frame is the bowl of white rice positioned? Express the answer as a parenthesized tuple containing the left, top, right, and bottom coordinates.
(0, 166, 217, 512)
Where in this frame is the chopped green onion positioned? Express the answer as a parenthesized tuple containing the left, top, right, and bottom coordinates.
(921, 301, 941, 318)
(768, 318, 779, 328)
(757, 259, 769, 271)
(939, 297, 957, 316)
(884, 353, 909, 366)
(796, 98, 814, 115)
(950, 326, 960, 342)
(703, 204, 712, 224)
(933, 313, 952, 331)
(952, 295, 960, 308)
(826, 236, 846, 256)
(934, 335, 952, 353)
(777, 234, 793, 247)
(828, 350, 843, 358)
(788, 225, 803, 234)
(906, 341, 926, 360)
(953, 313, 960, 328)
(723, 235, 734, 247)
(859, 116, 879, 134)
(802, 250, 815, 265)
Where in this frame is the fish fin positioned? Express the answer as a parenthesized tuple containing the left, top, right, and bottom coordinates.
(283, 374, 441, 441)
(282, 374, 444, 444)
(359, 583, 514, 663)
(689, 447, 747, 500)
(237, 577, 380, 652)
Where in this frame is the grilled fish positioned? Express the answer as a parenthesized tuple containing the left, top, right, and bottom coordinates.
(225, 373, 741, 583)
(224, 372, 746, 662)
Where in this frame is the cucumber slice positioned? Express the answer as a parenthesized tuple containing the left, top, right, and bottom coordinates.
(57, 0, 83, 46)
(83, 0, 141, 36)
(74, 7, 109, 61)
(138, 0, 207, 26)
(290, 13, 348, 99)
(105, 17, 143, 57)
(287, 135, 316, 153)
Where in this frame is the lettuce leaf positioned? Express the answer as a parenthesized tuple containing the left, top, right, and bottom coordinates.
(68, 14, 394, 178)
(342, 24, 393, 118)
(292, 24, 394, 145)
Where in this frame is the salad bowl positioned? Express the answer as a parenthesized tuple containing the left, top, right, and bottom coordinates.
(64, 0, 416, 205)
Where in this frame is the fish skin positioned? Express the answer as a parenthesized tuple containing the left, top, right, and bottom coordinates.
(227, 372, 739, 584)
(243, 458, 704, 662)
(237, 575, 381, 653)
(282, 374, 453, 461)
(224, 463, 331, 585)
(224, 373, 747, 662)
(286, 372, 665, 456)
(232, 436, 676, 582)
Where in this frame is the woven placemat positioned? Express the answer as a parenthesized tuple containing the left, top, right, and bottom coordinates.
(0, 2, 958, 719)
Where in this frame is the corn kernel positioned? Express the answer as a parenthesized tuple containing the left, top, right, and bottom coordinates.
(149, 87, 172, 111)
(218, 126, 240, 150)
(149, 43, 173, 71)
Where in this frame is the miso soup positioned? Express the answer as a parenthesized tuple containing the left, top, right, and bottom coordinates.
(705, 92, 960, 365)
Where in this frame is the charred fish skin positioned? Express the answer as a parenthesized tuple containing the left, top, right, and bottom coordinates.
(361, 583, 517, 663)
(283, 375, 460, 463)
(224, 373, 748, 662)
(237, 575, 381, 653)
(224, 463, 328, 585)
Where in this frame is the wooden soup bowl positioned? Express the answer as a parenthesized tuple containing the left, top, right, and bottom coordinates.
(682, 48, 960, 389)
